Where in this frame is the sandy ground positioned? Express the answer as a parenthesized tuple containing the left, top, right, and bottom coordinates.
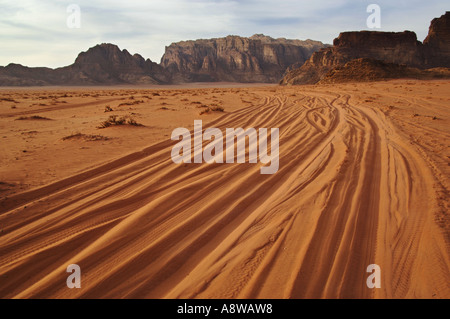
(0, 80, 448, 299)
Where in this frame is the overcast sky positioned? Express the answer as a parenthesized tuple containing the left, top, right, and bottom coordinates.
(0, 0, 448, 68)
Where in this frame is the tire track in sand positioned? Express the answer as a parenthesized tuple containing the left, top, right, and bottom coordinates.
(0, 87, 448, 299)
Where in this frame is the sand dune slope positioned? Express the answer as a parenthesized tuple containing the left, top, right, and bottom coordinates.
(0, 84, 448, 299)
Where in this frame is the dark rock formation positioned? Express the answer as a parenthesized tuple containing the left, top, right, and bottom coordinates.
(0, 44, 171, 86)
(280, 31, 424, 85)
(66, 43, 171, 84)
(423, 12, 450, 67)
(332, 31, 424, 67)
(281, 12, 450, 85)
(161, 34, 327, 83)
(0, 64, 57, 86)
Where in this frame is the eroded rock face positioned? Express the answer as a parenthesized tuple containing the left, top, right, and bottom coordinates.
(64, 43, 171, 84)
(423, 12, 450, 67)
(0, 64, 56, 86)
(161, 35, 327, 83)
(0, 44, 171, 86)
(280, 31, 424, 85)
(281, 12, 450, 85)
(333, 31, 424, 67)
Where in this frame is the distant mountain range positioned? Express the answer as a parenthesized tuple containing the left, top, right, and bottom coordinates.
(0, 35, 327, 86)
(160, 34, 326, 83)
(1, 11, 449, 86)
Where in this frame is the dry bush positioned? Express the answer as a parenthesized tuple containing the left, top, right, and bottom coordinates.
(199, 106, 224, 115)
(98, 115, 143, 128)
(211, 106, 224, 112)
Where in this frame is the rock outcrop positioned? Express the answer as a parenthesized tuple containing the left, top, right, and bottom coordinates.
(281, 12, 450, 85)
(63, 43, 171, 84)
(0, 44, 171, 86)
(0, 64, 57, 86)
(423, 12, 450, 67)
(161, 34, 327, 83)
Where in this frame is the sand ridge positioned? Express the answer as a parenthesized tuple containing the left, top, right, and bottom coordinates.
(0, 80, 449, 298)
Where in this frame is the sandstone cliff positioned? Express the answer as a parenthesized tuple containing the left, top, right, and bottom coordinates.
(161, 34, 327, 83)
(423, 12, 450, 67)
(281, 12, 450, 85)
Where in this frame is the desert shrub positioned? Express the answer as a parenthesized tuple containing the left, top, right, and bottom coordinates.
(210, 106, 224, 112)
(98, 115, 143, 128)
(126, 118, 142, 126)
(199, 105, 224, 115)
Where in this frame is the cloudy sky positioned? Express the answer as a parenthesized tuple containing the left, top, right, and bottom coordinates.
(0, 0, 448, 68)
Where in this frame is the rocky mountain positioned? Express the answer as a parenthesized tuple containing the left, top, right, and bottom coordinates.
(0, 44, 171, 86)
(0, 64, 57, 86)
(161, 34, 327, 83)
(63, 43, 171, 85)
(280, 31, 424, 85)
(281, 12, 450, 85)
(423, 12, 450, 67)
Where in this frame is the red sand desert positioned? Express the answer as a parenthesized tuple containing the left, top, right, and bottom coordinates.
(0, 80, 449, 298)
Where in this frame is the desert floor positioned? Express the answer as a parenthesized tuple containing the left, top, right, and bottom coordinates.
(0, 80, 449, 298)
